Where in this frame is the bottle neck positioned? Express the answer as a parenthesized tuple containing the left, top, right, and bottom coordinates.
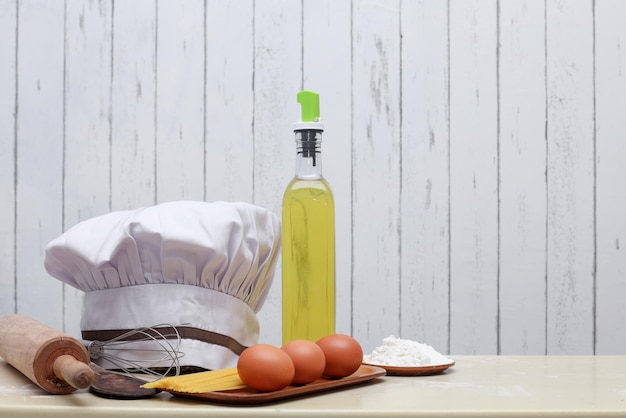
(294, 129, 324, 180)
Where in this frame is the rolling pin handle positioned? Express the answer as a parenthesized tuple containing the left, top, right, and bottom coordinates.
(52, 354, 95, 390)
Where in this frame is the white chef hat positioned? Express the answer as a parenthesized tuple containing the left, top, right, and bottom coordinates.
(44, 200, 281, 371)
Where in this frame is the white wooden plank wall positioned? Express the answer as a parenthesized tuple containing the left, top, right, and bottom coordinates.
(352, 0, 402, 352)
(498, 0, 547, 356)
(0, 0, 17, 323)
(0, 0, 624, 356)
(596, 0, 626, 355)
(546, 0, 595, 355)
(400, 0, 450, 355)
(449, 0, 499, 354)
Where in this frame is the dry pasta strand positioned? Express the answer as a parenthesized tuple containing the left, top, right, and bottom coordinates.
(142, 367, 246, 393)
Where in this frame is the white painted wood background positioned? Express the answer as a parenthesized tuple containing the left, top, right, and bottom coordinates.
(1, 0, 625, 356)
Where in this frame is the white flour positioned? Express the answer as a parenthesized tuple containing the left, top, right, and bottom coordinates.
(363, 335, 453, 367)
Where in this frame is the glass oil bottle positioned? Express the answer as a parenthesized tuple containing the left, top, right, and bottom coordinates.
(282, 90, 335, 344)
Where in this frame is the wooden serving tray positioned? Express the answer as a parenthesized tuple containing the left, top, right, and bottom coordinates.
(169, 364, 386, 405)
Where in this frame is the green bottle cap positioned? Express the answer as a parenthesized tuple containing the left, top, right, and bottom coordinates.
(297, 90, 320, 122)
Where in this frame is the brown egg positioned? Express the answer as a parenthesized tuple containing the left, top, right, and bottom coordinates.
(316, 334, 363, 378)
(237, 344, 295, 392)
(281, 340, 326, 385)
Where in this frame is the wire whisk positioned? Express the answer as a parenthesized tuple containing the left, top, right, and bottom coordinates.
(87, 324, 185, 379)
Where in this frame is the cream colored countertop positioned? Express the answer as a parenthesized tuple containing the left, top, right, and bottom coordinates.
(1, 356, 626, 417)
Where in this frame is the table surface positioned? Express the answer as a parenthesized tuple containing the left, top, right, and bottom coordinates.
(1, 355, 626, 417)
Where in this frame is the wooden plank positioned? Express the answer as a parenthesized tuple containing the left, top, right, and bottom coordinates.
(449, 0, 498, 354)
(399, 0, 450, 353)
(156, 0, 205, 203)
(252, 0, 302, 346)
(0, 0, 17, 317)
(205, 0, 254, 202)
(595, 0, 626, 354)
(110, 0, 157, 210)
(62, 0, 113, 336)
(545, 0, 595, 354)
(15, 0, 64, 328)
(498, 0, 547, 354)
(351, 0, 402, 353)
(302, 0, 352, 335)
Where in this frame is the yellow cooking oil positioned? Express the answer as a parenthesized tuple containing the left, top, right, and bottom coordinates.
(282, 177, 335, 344)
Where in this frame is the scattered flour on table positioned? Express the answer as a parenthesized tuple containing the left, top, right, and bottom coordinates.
(363, 335, 453, 367)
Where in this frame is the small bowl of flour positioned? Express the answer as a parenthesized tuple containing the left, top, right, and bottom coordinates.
(362, 335, 454, 376)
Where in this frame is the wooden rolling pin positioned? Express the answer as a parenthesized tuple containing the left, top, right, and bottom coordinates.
(0, 314, 94, 394)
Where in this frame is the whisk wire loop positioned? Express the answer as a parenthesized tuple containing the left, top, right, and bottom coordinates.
(87, 324, 185, 378)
